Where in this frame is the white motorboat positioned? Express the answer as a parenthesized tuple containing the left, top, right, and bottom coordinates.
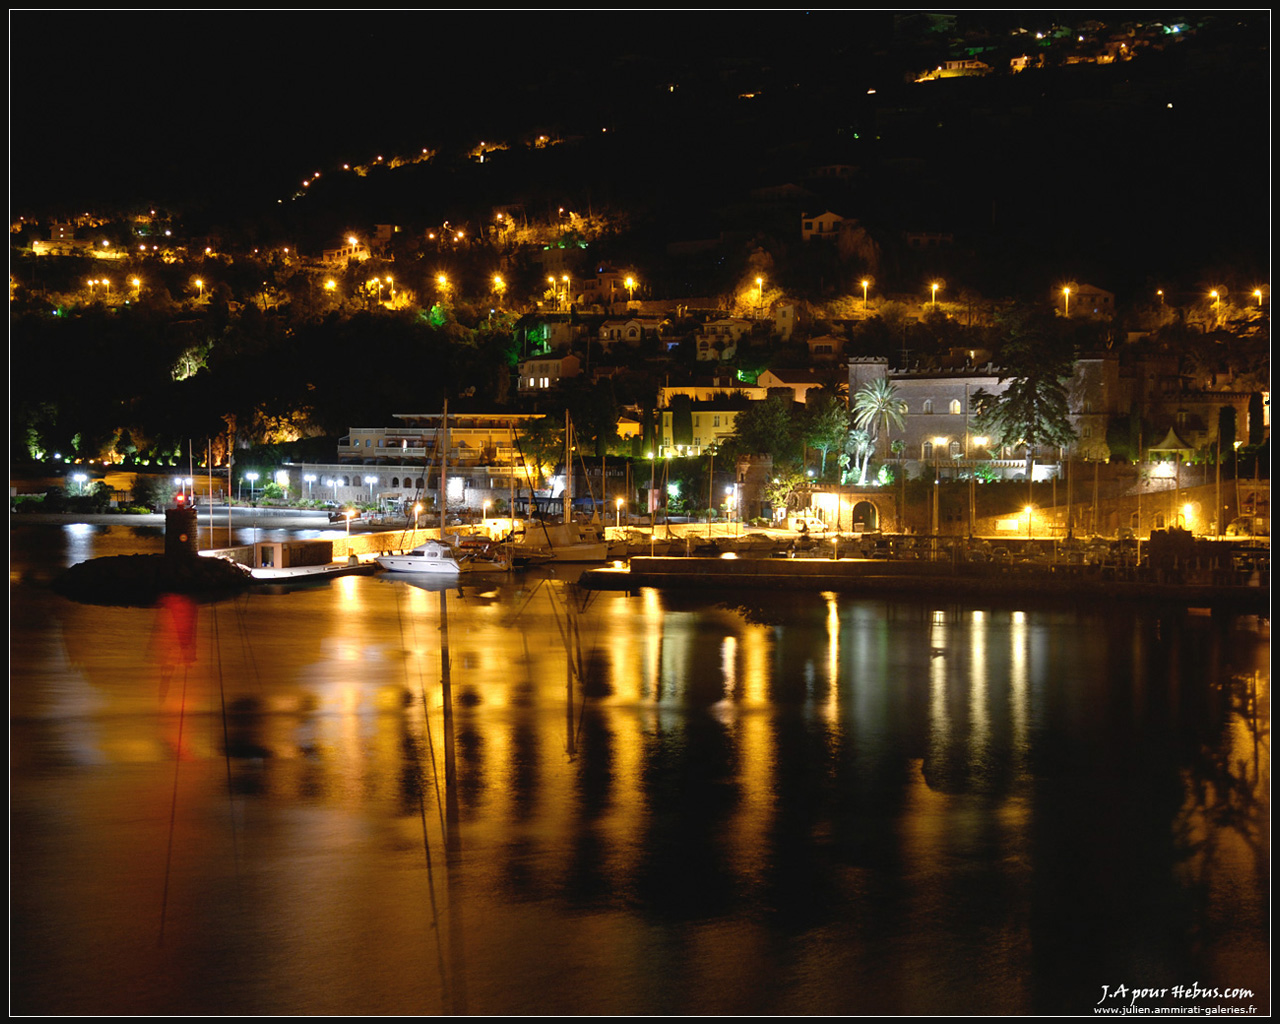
(376, 540, 466, 574)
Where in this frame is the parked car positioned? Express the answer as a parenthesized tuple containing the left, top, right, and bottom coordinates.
(785, 515, 828, 534)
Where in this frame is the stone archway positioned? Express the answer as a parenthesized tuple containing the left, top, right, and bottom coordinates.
(851, 500, 879, 532)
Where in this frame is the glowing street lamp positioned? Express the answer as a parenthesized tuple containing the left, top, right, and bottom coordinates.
(1156, 289, 1164, 306)
(616, 497, 624, 529)
(245, 470, 259, 503)
(492, 274, 506, 302)
(1253, 288, 1264, 307)
(195, 278, 204, 300)
(1063, 286, 1071, 317)
(625, 275, 637, 302)
(1210, 289, 1221, 314)
(303, 473, 317, 498)
(1024, 504, 1034, 539)
(861, 279, 870, 310)
(930, 281, 941, 307)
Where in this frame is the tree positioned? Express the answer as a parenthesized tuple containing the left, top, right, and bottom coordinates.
(842, 428, 874, 485)
(515, 416, 563, 490)
(973, 305, 1075, 476)
(803, 393, 850, 478)
(669, 394, 694, 447)
(763, 466, 808, 517)
(722, 395, 802, 465)
(851, 378, 906, 479)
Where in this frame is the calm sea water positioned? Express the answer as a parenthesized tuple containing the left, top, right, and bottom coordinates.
(10, 524, 1270, 1015)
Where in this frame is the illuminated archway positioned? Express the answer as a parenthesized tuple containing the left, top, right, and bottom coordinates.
(852, 500, 879, 531)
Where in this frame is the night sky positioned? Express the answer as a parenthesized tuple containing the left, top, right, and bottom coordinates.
(11, 11, 1270, 292)
(12, 13, 852, 210)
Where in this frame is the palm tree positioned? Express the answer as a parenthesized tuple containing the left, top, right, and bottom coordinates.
(852, 379, 907, 481)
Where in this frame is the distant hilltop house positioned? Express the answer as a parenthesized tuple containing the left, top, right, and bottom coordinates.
(694, 317, 753, 361)
(321, 238, 370, 264)
(916, 58, 992, 81)
(801, 211, 845, 241)
(1063, 283, 1115, 318)
(30, 221, 97, 256)
(518, 352, 581, 393)
(755, 369, 830, 405)
(806, 333, 846, 362)
(597, 317, 668, 351)
(903, 230, 954, 250)
(808, 164, 859, 181)
(581, 267, 640, 308)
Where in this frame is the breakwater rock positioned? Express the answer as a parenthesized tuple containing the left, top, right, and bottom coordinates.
(53, 553, 252, 605)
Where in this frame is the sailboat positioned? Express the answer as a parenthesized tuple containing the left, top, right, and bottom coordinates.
(377, 403, 509, 575)
(511, 412, 609, 563)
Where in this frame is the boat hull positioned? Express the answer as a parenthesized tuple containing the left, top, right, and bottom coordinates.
(376, 555, 462, 574)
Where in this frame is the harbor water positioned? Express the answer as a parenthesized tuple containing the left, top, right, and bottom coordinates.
(10, 523, 1270, 1014)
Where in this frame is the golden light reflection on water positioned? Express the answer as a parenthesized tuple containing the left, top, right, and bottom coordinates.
(10, 553, 1271, 1015)
(969, 610, 990, 760)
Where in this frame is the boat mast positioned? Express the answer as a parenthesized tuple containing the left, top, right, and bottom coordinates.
(441, 399, 449, 537)
(563, 409, 572, 525)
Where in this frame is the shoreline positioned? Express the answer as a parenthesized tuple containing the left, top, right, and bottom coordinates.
(583, 556, 1270, 611)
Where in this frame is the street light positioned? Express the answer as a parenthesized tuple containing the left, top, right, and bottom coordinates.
(363, 475, 378, 509)
(303, 473, 316, 498)
(245, 471, 259, 503)
(1063, 286, 1071, 318)
(616, 497, 624, 529)
(861, 279, 869, 311)
(930, 281, 940, 307)
(625, 275, 637, 302)
(1253, 288, 1264, 307)
(755, 276, 764, 314)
